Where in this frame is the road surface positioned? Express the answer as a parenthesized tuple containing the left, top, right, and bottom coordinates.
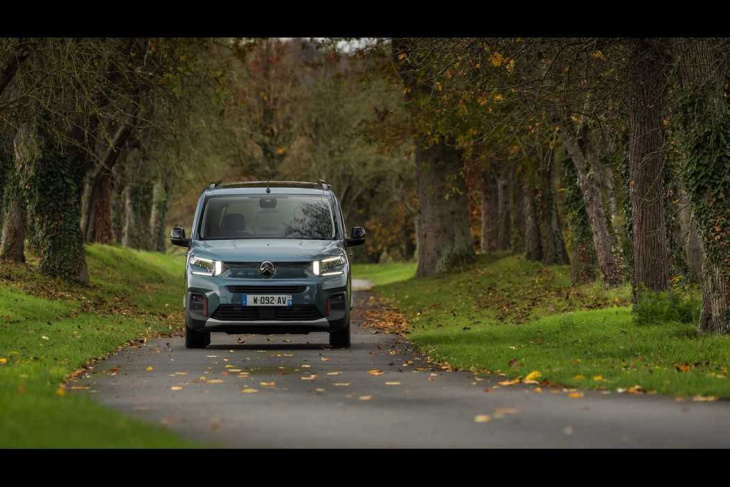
(72, 290, 730, 448)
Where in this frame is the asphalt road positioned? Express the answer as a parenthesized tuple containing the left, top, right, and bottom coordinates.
(73, 290, 730, 448)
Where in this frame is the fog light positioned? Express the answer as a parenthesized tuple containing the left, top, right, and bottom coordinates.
(189, 293, 208, 317)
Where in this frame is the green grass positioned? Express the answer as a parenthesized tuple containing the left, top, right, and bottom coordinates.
(374, 254, 730, 398)
(352, 261, 417, 286)
(0, 244, 193, 447)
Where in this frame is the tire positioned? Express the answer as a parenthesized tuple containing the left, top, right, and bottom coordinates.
(329, 318, 351, 349)
(185, 326, 211, 349)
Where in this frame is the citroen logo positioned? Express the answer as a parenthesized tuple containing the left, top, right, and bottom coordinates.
(259, 260, 276, 279)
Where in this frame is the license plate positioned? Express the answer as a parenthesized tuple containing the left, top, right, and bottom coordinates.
(243, 295, 292, 307)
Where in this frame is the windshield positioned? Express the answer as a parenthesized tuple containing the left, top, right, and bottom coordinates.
(199, 194, 336, 240)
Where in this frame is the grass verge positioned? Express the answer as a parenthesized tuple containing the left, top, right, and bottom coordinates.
(352, 261, 416, 287)
(0, 244, 193, 447)
(373, 254, 730, 399)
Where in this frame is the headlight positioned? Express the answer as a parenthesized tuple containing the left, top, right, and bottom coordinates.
(189, 255, 223, 276)
(313, 255, 346, 276)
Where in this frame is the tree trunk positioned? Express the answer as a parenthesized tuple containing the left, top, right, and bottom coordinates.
(480, 168, 499, 252)
(523, 183, 543, 261)
(1, 183, 26, 262)
(28, 130, 88, 285)
(414, 136, 474, 277)
(539, 154, 568, 265)
(84, 168, 115, 244)
(122, 184, 134, 248)
(628, 39, 670, 294)
(559, 124, 622, 286)
(674, 38, 730, 333)
(1, 147, 26, 263)
(512, 170, 525, 253)
(497, 163, 512, 251)
(149, 179, 169, 252)
(562, 154, 596, 285)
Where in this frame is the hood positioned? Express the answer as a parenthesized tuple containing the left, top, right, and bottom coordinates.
(192, 239, 342, 262)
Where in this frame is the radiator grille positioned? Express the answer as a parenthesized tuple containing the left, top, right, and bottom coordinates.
(211, 304, 323, 321)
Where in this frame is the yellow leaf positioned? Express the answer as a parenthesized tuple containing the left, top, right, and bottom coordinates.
(385, 381, 401, 386)
(592, 375, 603, 381)
(301, 375, 317, 381)
(525, 370, 542, 382)
(490, 52, 504, 67)
(171, 386, 183, 391)
(692, 395, 718, 402)
(368, 370, 384, 376)
(474, 414, 492, 423)
(568, 392, 584, 398)
(146, 366, 154, 372)
(397, 52, 406, 61)
(56, 387, 66, 397)
(498, 379, 520, 386)
(260, 381, 275, 387)
(573, 374, 585, 380)
(327, 372, 341, 376)
(0, 358, 7, 364)
(207, 379, 223, 384)
(241, 388, 258, 393)
(359, 395, 373, 401)
(225, 364, 234, 368)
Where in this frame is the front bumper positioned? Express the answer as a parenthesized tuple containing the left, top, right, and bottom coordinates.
(184, 271, 349, 333)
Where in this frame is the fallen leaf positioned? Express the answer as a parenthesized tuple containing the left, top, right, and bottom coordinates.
(368, 369, 384, 376)
(568, 392, 584, 398)
(592, 375, 603, 381)
(0, 358, 7, 365)
(146, 366, 154, 372)
(359, 395, 373, 401)
(533, 387, 543, 394)
(498, 379, 520, 386)
(525, 370, 542, 381)
(385, 381, 401, 386)
(333, 382, 350, 387)
(260, 381, 275, 387)
(171, 386, 183, 391)
(321, 357, 331, 362)
(225, 364, 234, 368)
(692, 395, 718, 402)
(301, 375, 317, 381)
(327, 372, 341, 376)
(573, 374, 585, 380)
(56, 387, 66, 397)
(301, 364, 311, 368)
(241, 388, 258, 393)
(508, 358, 519, 368)
(207, 379, 223, 384)
(474, 414, 492, 423)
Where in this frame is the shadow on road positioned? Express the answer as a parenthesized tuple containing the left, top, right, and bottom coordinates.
(205, 343, 331, 351)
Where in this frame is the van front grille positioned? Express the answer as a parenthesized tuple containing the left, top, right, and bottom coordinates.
(211, 304, 323, 321)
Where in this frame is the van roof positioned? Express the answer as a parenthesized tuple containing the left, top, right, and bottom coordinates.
(205, 181, 332, 195)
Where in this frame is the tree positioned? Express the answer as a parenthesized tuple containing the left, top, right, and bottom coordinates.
(674, 38, 730, 333)
(627, 39, 670, 296)
(391, 38, 474, 276)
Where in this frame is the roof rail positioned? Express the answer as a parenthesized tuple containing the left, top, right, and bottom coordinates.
(317, 179, 329, 190)
(208, 180, 222, 191)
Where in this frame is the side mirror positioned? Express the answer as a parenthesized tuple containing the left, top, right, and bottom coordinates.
(170, 225, 190, 248)
(346, 226, 366, 247)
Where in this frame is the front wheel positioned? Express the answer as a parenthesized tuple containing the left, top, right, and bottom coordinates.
(329, 320, 351, 349)
(185, 326, 211, 349)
